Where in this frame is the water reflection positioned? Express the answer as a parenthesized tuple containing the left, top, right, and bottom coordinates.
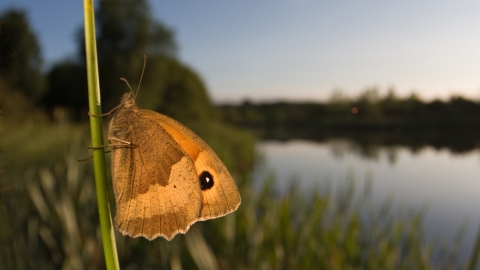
(328, 139, 401, 163)
(254, 139, 480, 261)
(255, 127, 480, 155)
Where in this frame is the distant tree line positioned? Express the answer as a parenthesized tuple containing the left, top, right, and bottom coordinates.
(219, 88, 480, 142)
(0, 0, 217, 123)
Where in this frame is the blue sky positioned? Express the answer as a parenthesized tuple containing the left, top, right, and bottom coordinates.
(1, 0, 479, 103)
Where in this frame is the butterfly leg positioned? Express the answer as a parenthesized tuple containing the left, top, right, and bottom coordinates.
(88, 102, 125, 118)
(87, 139, 130, 149)
(107, 136, 134, 147)
(79, 137, 132, 162)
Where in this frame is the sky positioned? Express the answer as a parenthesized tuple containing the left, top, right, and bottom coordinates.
(1, 0, 479, 103)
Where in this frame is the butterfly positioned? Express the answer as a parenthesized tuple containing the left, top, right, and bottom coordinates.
(105, 70, 240, 241)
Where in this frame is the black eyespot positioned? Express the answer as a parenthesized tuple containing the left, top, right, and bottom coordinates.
(174, 185, 176, 188)
(200, 171, 214, 190)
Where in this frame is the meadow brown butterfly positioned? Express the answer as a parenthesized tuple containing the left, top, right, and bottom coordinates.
(107, 70, 241, 241)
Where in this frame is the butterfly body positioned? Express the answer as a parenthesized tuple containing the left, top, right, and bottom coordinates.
(108, 93, 241, 240)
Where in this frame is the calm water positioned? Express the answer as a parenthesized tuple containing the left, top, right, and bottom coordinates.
(253, 139, 480, 261)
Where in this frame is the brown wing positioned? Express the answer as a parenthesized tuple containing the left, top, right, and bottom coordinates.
(109, 108, 202, 240)
(139, 110, 241, 221)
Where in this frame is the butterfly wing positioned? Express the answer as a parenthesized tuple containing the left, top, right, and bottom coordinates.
(109, 109, 202, 240)
(139, 110, 241, 221)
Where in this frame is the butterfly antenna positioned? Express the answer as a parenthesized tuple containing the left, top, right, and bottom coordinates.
(119, 78, 135, 97)
(135, 55, 147, 99)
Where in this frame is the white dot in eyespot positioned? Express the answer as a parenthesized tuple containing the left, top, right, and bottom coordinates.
(206, 177, 210, 182)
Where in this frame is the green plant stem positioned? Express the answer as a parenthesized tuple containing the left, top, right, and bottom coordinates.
(83, 0, 119, 269)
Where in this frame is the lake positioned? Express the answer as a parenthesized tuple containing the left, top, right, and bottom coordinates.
(253, 139, 480, 262)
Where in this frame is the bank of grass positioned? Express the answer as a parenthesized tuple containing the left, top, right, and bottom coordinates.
(0, 121, 468, 269)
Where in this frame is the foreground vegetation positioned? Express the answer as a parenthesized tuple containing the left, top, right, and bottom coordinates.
(0, 122, 469, 269)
